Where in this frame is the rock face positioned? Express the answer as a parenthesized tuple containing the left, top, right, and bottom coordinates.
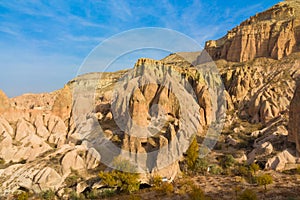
(266, 150, 296, 171)
(11, 92, 57, 110)
(61, 150, 85, 175)
(205, 1, 300, 62)
(219, 56, 298, 124)
(74, 57, 226, 175)
(0, 90, 10, 112)
(289, 78, 300, 155)
(52, 85, 72, 125)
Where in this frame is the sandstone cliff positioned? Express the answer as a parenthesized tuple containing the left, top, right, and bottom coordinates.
(205, 0, 300, 62)
(0, 90, 10, 112)
(289, 76, 300, 155)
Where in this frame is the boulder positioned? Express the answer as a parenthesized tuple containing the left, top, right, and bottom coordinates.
(61, 150, 85, 175)
(34, 167, 62, 191)
(265, 150, 296, 171)
(247, 142, 273, 164)
(85, 148, 101, 169)
(15, 118, 35, 141)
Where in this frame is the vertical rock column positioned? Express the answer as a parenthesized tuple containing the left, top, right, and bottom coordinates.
(289, 79, 300, 156)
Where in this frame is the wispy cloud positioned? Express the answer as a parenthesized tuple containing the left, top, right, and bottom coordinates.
(0, 26, 19, 37)
(61, 34, 105, 42)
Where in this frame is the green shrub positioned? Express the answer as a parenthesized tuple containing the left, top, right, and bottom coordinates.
(16, 192, 29, 200)
(41, 190, 56, 200)
(127, 194, 141, 200)
(237, 189, 257, 200)
(209, 164, 223, 175)
(65, 175, 80, 187)
(156, 182, 174, 196)
(99, 157, 140, 194)
(87, 188, 116, 198)
(296, 166, 300, 174)
(86, 189, 100, 199)
(235, 165, 249, 177)
(189, 186, 208, 200)
(99, 170, 140, 193)
(255, 174, 273, 190)
(100, 188, 116, 197)
(194, 158, 209, 174)
(220, 154, 235, 169)
(186, 137, 199, 170)
(69, 191, 86, 200)
(249, 163, 260, 174)
(150, 175, 162, 189)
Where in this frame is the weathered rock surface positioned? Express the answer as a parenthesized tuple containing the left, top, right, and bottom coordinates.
(266, 149, 296, 171)
(11, 92, 57, 110)
(99, 57, 226, 174)
(0, 90, 10, 113)
(61, 150, 85, 175)
(289, 77, 300, 155)
(219, 57, 299, 124)
(52, 85, 72, 125)
(205, 1, 300, 62)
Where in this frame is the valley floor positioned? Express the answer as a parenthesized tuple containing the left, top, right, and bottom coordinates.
(100, 172, 300, 200)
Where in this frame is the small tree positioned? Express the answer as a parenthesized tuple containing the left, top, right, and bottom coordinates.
(220, 154, 235, 169)
(157, 182, 174, 196)
(236, 165, 249, 177)
(150, 175, 162, 189)
(249, 163, 260, 175)
(40, 190, 56, 200)
(99, 157, 140, 193)
(296, 166, 300, 174)
(237, 189, 257, 200)
(234, 186, 242, 200)
(16, 192, 29, 200)
(194, 158, 209, 174)
(256, 174, 273, 191)
(189, 186, 208, 200)
(186, 137, 199, 170)
(210, 164, 223, 175)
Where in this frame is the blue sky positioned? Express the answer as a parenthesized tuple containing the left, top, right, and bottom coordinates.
(0, 0, 280, 97)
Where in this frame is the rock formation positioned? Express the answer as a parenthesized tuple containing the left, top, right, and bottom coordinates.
(205, 1, 300, 62)
(1, 0, 300, 198)
(289, 77, 300, 155)
(0, 90, 10, 112)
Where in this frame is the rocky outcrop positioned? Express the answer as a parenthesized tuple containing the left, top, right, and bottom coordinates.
(11, 92, 57, 110)
(247, 142, 273, 164)
(205, 1, 300, 62)
(0, 90, 10, 113)
(266, 150, 296, 171)
(0, 144, 101, 195)
(289, 78, 300, 155)
(220, 57, 298, 124)
(0, 114, 69, 163)
(52, 85, 72, 125)
(97, 57, 226, 174)
(61, 149, 85, 175)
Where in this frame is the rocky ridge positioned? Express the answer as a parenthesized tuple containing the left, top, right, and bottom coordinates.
(205, 0, 300, 62)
